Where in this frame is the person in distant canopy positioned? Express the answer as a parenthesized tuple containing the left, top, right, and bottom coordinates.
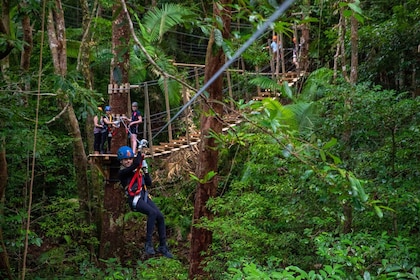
(117, 145, 173, 258)
(269, 35, 280, 56)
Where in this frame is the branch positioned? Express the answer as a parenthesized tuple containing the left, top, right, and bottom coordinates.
(45, 102, 69, 124)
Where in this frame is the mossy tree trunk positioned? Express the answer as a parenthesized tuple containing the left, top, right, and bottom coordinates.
(188, 0, 231, 278)
(46, 0, 90, 224)
(98, 0, 130, 260)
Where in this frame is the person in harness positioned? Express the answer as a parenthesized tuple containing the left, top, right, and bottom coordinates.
(103, 105, 116, 153)
(117, 144, 173, 258)
(93, 106, 107, 154)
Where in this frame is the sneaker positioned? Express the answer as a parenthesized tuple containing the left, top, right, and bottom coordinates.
(157, 245, 173, 258)
(144, 242, 155, 255)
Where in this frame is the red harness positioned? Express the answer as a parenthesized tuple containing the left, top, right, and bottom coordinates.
(127, 159, 143, 197)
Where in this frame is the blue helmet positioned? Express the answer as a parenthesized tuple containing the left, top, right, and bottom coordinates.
(105, 105, 111, 111)
(117, 146, 134, 160)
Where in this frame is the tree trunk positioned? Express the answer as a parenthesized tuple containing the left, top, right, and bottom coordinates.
(343, 201, 353, 234)
(47, 0, 90, 221)
(188, 1, 231, 278)
(339, 8, 349, 83)
(20, 12, 32, 71)
(77, 0, 104, 252)
(0, 0, 14, 61)
(1, 0, 11, 77)
(98, 1, 130, 260)
(349, 13, 358, 84)
(0, 138, 13, 280)
(300, 2, 310, 73)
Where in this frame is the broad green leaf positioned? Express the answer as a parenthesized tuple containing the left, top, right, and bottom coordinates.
(323, 138, 337, 149)
(374, 206, 383, 218)
(320, 150, 326, 162)
(348, 3, 363, 15)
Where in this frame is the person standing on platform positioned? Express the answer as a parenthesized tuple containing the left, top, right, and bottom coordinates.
(103, 105, 116, 153)
(93, 107, 107, 154)
(125, 102, 143, 152)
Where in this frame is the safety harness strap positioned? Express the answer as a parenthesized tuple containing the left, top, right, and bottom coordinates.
(127, 156, 143, 197)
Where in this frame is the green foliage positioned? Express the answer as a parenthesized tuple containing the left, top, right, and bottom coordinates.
(224, 259, 347, 280)
(142, 3, 197, 43)
(78, 257, 188, 280)
(198, 71, 420, 278)
(315, 231, 419, 278)
(190, 170, 217, 184)
(241, 42, 270, 67)
(37, 198, 95, 241)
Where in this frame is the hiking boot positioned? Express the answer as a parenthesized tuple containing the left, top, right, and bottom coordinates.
(157, 245, 173, 258)
(144, 242, 155, 255)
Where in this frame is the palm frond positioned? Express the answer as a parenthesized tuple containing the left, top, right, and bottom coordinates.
(158, 77, 182, 107)
(286, 102, 318, 135)
(300, 68, 334, 101)
(249, 76, 282, 92)
(143, 3, 196, 43)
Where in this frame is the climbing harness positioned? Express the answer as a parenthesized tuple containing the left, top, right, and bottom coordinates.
(126, 155, 150, 207)
(105, 114, 117, 137)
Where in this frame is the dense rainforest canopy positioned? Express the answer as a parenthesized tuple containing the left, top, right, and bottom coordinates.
(0, 0, 419, 279)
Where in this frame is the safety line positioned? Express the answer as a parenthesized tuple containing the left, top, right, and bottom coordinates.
(153, 0, 296, 140)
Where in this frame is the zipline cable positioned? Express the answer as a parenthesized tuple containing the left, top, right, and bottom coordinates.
(152, 0, 296, 140)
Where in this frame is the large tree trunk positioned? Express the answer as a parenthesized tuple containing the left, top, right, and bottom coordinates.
(78, 0, 104, 254)
(98, 0, 130, 260)
(47, 0, 90, 220)
(188, 1, 231, 278)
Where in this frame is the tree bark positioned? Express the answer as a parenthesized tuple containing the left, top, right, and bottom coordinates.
(0, 0, 14, 60)
(46, 0, 90, 222)
(299, 0, 310, 73)
(0, 138, 13, 280)
(349, 13, 358, 84)
(343, 201, 353, 234)
(20, 16, 32, 71)
(98, 0, 130, 260)
(188, 1, 231, 278)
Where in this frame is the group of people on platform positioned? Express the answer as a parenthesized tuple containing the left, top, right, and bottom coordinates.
(93, 101, 142, 154)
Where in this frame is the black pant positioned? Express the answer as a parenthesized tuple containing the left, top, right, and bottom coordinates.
(131, 193, 167, 245)
(100, 131, 108, 153)
(94, 132, 102, 152)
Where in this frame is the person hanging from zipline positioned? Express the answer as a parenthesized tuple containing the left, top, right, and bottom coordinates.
(122, 101, 143, 152)
(117, 144, 173, 258)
